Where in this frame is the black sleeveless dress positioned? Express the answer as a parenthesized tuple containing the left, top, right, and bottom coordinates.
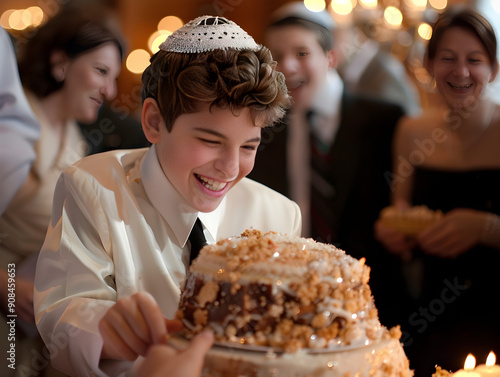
(402, 167, 500, 376)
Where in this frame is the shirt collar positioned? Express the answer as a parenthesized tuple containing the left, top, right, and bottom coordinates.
(141, 145, 223, 247)
(309, 70, 344, 147)
(310, 69, 344, 118)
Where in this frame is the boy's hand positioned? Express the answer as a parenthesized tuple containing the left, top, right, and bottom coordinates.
(99, 292, 179, 361)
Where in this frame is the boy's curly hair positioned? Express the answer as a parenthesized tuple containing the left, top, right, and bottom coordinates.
(141, 46, 290, 131)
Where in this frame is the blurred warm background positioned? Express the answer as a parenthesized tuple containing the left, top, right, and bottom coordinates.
(2, 0, 500, 119)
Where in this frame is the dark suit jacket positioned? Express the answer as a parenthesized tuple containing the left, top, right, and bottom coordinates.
(248, 90, 404, 263)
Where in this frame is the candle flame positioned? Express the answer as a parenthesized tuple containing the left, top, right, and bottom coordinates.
(465, 354, 476, 370)
(486, 352, 496, 367)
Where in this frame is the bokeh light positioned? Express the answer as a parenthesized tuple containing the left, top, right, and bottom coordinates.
(157, 15, 183, 32)
(429, 0, 447, 10)
(126, 49, 151, 74)
(27, 6, 44, 27)
(0, 9, 16, 29)
(304, 0, 326, 12)
(404, 0, 427, 11)
(418, 23, 433, 40)
(148, 30, 172, 54)
(330, 0, 355, 16)
(1, 7, 45, 30)
(359, 0, 377, 9)
(384, 6, 403, 28)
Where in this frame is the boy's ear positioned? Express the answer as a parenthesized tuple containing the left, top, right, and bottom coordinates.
(490, 61, 499, 83)
(142, 98, 165, 144)
(327, 49, 337, 69)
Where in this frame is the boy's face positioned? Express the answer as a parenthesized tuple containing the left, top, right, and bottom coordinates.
(155, 104, 261, 213)
(265, 25, 332, 111)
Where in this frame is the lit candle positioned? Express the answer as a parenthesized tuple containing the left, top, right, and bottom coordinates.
(475, 352, 500, 377)
(454, 354, 481, 377)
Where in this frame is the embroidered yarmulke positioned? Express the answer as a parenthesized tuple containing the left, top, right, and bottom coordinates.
(159, 15, 260, 53)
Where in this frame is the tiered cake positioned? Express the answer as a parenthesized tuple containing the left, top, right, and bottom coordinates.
(175, 230, 413, 377)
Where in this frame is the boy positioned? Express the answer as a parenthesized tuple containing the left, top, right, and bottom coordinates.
(249, 2, 404, 260)
(248, 3, 405, 328)
(34, 16, 300, 377)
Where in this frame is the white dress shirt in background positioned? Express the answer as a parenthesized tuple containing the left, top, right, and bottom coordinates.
(0, 27, 40, 215)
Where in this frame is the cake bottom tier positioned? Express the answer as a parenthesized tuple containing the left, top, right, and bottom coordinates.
(170, 337, 413, 377)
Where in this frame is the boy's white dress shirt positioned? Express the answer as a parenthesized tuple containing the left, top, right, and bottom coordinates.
(34, 145, 301, 377)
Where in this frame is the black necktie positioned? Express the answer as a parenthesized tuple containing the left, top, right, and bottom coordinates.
(188, 218, 207, 264)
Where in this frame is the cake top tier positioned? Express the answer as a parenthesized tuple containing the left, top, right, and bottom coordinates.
(191, 229, 371, 287)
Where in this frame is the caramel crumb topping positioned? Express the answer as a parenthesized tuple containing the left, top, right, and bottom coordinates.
(388, 325, 402, 340)
(179, 229, 394, 353)
(196, 280, 219, 308)
(193, 308, 208, 326)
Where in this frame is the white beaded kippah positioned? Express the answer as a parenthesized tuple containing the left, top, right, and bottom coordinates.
(159, 15, 260, 53)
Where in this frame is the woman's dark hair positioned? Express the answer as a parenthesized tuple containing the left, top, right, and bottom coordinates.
(18, 6, 125, 97)
(427, 7, 497, 69)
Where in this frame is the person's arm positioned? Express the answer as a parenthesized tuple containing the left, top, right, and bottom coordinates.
(34, 168, 129, 377)
(0, 27, 40, 215)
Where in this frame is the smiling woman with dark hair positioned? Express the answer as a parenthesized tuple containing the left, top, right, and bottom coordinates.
(0, 6, 124, 376)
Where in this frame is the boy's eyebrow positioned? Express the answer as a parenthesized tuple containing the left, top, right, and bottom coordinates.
(194, 127, 261, 143)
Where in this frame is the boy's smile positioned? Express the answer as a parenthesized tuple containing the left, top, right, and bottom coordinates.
(195, 174, 228, 192)
(147, 102, 261, 213)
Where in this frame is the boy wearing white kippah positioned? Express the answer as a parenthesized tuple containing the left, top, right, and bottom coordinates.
(34, 16, 301, 377)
